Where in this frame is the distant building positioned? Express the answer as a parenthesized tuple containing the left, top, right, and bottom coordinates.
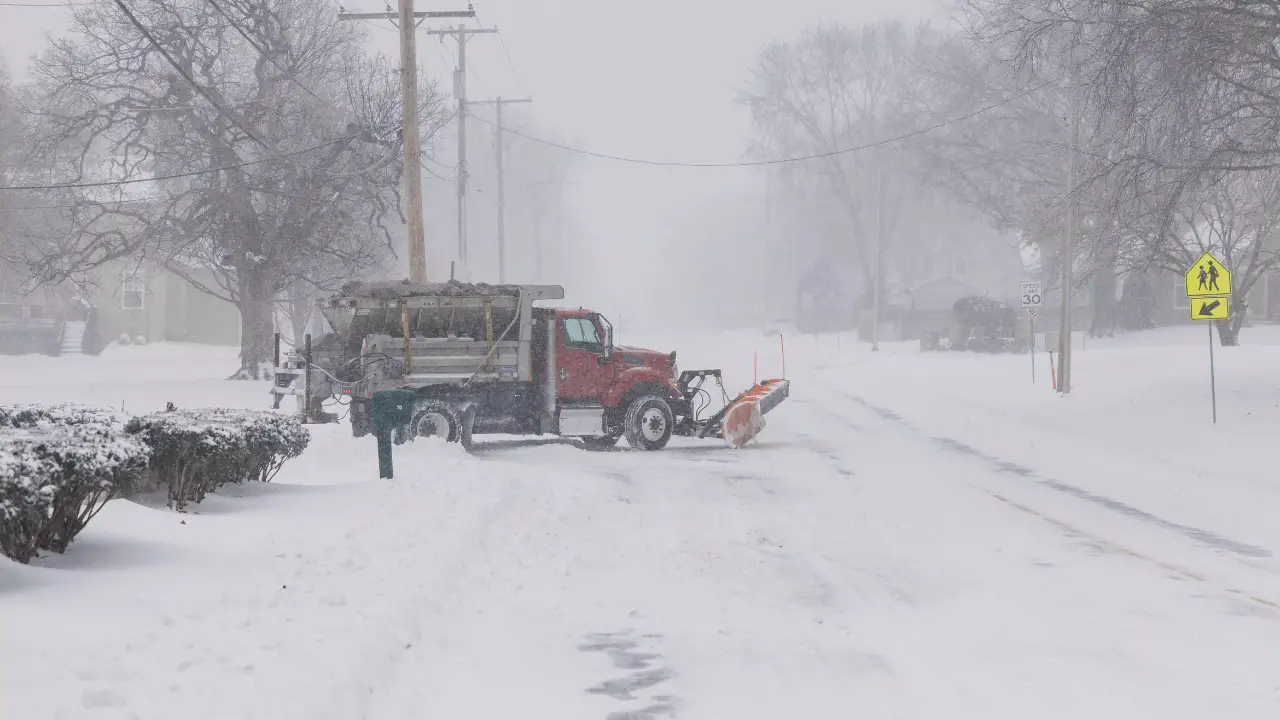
(0, 258, 240, 354)
(91, 260, 241, 346)
(894, 214, 1027, 343)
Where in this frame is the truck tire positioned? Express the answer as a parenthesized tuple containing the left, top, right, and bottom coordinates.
(623, 395, 674, 451)
(411, 400, 462, 443)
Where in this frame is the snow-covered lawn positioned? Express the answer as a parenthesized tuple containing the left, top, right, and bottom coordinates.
(2, 327, 1279, 719)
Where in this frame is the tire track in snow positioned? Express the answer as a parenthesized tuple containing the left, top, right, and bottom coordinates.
(429, 428, 915, 714)
(838, 392, 1269, 559)
(807, 385, 1280, 612)
(579, 627, 680, 720)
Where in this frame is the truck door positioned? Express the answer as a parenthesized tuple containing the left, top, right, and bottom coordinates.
(556, 314, 614, 402)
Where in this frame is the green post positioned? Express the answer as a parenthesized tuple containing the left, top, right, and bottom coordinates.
(376, 429, 394, 478)
(371, 389, 416, 479)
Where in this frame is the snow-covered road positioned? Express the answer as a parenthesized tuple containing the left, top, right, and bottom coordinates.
(3, 328, 1279, 719)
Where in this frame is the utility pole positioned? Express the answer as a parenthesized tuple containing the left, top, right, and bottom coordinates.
(472, 96, 532, 284)
(425, 24, 498, 275)
(338, 5, 475, 283)
(1058, 68, 1079, 394)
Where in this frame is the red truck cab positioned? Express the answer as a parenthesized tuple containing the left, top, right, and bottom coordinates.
(545, 308, 683, 447)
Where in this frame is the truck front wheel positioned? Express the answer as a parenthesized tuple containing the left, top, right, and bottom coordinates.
(623, 395, 674, 451)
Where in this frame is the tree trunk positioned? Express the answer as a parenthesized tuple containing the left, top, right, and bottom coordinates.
(1088, 272, 1119, 337)
(229, 271, 275, 380)
(285, 295, 312, 349)
(1215, 298, 1246, 346)
(1118, 271, 1157, 331)
(1088, 243, 1119, 337)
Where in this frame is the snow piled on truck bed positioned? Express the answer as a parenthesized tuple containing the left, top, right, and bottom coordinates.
(3, 326, 1280, 719)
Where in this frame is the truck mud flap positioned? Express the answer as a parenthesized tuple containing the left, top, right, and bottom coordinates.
(721, 379, 790, 449)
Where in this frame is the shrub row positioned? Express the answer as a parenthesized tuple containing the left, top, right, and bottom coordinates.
(126, 408, 310, 511)
(0, 403, 128, 431)
(0, 403, 309, 563)
(0, 419, 150, 563)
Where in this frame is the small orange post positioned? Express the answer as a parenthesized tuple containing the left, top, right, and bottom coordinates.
(779, 334, 786, 379)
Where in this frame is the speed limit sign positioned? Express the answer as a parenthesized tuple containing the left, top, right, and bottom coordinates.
(1020, 281, 1043, 308)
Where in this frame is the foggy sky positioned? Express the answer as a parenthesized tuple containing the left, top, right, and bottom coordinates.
(2, 0, 941, 325)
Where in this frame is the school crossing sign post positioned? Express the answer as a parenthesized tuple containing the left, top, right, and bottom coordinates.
(1184, 252, 1232, 424)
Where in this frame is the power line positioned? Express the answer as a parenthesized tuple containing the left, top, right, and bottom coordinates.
(0, 130, 372, 191)
(0, 1, 91, 6)
(469, 5, 527, 95)
(119, 0, 389, 181)
(205, 0, 327, 105)
(4, 142, 409, 208)
(1, 175, 286, 209)
(465, 79, 1059, 168)
(495, 33, 526, 95)
(420, 159, 452, 182)
(108, 0, 274, 156)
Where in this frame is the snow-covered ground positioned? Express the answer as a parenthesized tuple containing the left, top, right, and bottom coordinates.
(2, 326, 1279, 719)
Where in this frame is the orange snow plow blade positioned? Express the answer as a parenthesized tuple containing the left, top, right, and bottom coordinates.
(721, 379, 790, 448)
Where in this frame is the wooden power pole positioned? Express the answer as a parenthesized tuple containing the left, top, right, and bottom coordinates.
(338, 4, 475, 283)
(472, 96, 531, 283)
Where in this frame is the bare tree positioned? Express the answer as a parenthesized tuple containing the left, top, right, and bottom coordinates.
(7, 0, 446, 376)
(740, 21, 951, 303)
(1119, 171, 1280, 344)
(959, 0, 1280, 342)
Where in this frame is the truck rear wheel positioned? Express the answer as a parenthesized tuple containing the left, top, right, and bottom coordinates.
(623, 395, 674, 451)
(411, 400, 462, 443)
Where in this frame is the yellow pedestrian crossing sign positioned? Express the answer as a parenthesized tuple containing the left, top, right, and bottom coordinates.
(1185, 252, 1232, 298)
(1191, 295, 1229, 321)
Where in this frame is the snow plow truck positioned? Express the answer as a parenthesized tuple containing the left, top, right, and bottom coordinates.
(270, 280, 789, 450)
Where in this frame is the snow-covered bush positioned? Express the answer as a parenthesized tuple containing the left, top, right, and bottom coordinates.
(0, 424, 150, 563)
(0, 403, 128, 431)
(0, 437, 56, 563)
(133, 335, 148, 346)
(117, 333, 132, 346)
(125, 409, 309, 510)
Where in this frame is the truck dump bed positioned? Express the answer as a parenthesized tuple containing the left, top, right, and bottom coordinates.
(321, 280, 564, 385)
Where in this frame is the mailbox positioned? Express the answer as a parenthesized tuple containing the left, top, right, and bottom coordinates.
(371, 389, 416, 478)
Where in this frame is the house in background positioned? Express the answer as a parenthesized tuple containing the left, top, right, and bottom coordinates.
(86, 260, 240, 346)
(893, 212, 1027, 342)
(0, 257, 240, 354)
